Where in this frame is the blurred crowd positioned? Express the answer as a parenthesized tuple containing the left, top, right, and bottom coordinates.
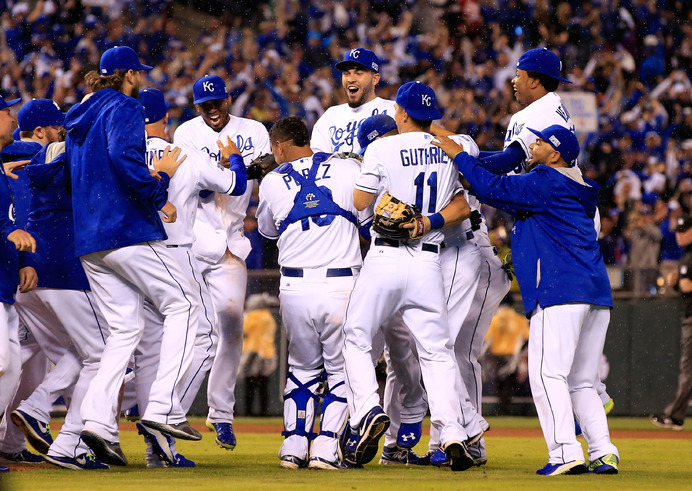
(2, 0, 692, 287)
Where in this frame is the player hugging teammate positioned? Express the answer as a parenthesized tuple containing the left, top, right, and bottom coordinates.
(0, 44, 618, 477)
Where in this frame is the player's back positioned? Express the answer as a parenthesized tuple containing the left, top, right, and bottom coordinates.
(362, 132, 470, 244)
(258, 155, 363, 269)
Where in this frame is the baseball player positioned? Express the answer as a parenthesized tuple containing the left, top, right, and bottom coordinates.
(256, 117, 369, 470)
(0, 94, 37, 474)
(354, 115, 484, 466)
(0, 98, 67, 466)
(135, 88, 246, 467)
(434, 126, 620, 475)
(173, 75, 270, 450)
(311, 48, 395, 154)
(10, 140, 113, 471)
(342, 81, 477, 471)
(64, 46, 200, 467)
(311, 50, 433, 460)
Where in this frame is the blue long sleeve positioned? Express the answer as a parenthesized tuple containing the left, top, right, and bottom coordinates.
(229, 154, 248, 196)
(477, 142, 525, 174)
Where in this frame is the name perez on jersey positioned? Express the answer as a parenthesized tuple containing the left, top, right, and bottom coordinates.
(400, 145, 450, 167)
(281, 164, 332, 190)
(329, 108, 390, 150)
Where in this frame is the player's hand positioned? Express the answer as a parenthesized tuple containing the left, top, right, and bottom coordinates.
(217, 136, 241, 168)
(153, 146, 187, 177)
(431, 135, 465, 160)
(160, 201, 177, 223)
(402, 215, 431, 239)
(149, 168, 162, 181)
(7, 229, 36, 252)
(19, 266, 38, 293)
(3, 160, 31, 180)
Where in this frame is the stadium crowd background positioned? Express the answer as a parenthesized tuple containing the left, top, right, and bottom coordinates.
(2, 0, 692, 291)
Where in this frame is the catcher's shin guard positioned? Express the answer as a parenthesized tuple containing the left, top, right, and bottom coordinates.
(312, 376, 349, 461)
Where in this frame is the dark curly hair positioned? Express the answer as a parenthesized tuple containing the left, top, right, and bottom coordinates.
(269, 116, 310, 147)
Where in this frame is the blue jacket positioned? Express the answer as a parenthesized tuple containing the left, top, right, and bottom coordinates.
(65, 88, 169, 257)
(455, 152, 613, 316)
(1, 140, 43, 229)
(26, 144, 90, 290)
(0, 166, 19, 304)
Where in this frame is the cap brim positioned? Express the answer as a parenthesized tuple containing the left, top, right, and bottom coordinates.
(193, 94, 229, 104)
(4, 98, 21, 108)
(335, 60, 375, 72)
(139, 64, 153, 71)
(528, 127, 545, 141)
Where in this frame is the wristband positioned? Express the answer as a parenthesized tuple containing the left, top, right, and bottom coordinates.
(428, 212, 444, 230)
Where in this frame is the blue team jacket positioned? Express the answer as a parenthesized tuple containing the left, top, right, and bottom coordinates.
(26, 144, 90, 290)
(455, 152, 613, 317)
(0, 166, 19, 304)
(65, 88, 168, 256)
(1, 140, 43, 228)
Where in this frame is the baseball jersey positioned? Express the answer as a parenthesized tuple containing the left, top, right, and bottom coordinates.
(146, 136, 238, 246)
(356, 132, 469, 245)
(173, 115, 270, 262)
(504, 92, 575, 172)
(311, 97, 395, 154)
(256, 154, 369, 269)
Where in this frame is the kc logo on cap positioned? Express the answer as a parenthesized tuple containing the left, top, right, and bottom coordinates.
(335, 48, 381, 73)
(395, 81, 443, 121)
(193, 75, 229, 104)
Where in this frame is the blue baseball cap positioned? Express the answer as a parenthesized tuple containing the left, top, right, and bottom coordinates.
(335, 48, 380, 73)
(395, 81, 443, 121)
(100, 46, 153, 76)
(17, 99, 65, 131)
(528, 125, 579, 164)
(139, 88, 170, 124)
(358, 114, 397, 153)
(516, 48, 572, 84)
(193, 75, 229, 104)
(0, 95, 20, 110)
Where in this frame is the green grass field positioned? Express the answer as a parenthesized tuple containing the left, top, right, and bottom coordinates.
(2, 417, 690, 490)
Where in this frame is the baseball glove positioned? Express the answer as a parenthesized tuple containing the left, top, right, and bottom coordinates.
(246, 153, 278, 180)
(501, 249, 515, 281)
(373, 193, 424, 240)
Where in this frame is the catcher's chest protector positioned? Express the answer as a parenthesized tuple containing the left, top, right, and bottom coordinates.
(277, 161, 358, 235)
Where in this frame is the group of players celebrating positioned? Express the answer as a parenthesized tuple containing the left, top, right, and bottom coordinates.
(0, 43, 618, 476)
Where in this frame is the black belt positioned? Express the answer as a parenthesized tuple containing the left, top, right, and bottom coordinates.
(374, 238, 444, 253)
(280, 267, 354, 277)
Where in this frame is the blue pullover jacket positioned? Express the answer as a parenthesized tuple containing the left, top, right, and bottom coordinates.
(26, 143, 90, 290)
(454, 151, 613, 317)
(65, 88, 169, 257)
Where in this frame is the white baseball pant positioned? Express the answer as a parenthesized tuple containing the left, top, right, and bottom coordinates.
(0, 304, 21, 419)
(278, 269, 354, 463)
(202, 251, 247, 424)
(529, 304, 619, 464)
(0, 325, 49, 454)
(343, 243, 468, 445)
(79, 241, 198, 442)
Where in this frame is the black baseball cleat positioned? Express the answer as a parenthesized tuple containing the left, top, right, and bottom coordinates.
(80, 430, 128, 466)
(443, 441, 474, 472)
(140, 419, 202, 441)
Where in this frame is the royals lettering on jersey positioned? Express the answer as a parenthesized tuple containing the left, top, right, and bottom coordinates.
(201, 135, 255, 162)
(329, 108, 389, 152)
(311, 97, 396, 154)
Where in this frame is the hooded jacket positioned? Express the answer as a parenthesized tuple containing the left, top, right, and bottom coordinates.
(455, 152, 612, 317)
(64, 88, 168, 257)
(0, 165, 19, 304)
(26, 142, 89, 290)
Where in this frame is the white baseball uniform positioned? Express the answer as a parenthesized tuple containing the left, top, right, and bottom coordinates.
(343, 131, 471, 446)
(504, 91, 575, 172)
(174, 115, 270, 425)
(311, 98, 395, 154)
(257, 153, 370, 464)
(135, 134, 241, 425)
